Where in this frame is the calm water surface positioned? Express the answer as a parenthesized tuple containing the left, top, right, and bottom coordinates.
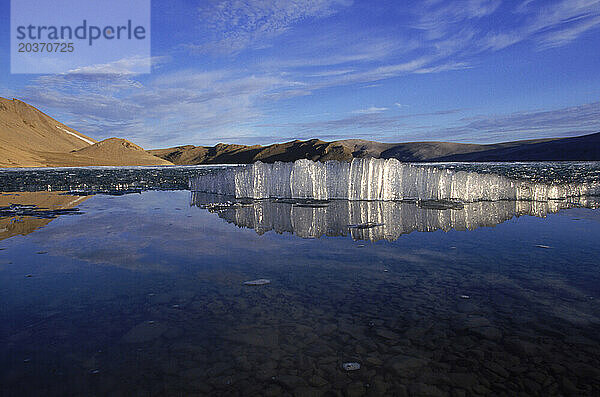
(1, 167, 600, 396)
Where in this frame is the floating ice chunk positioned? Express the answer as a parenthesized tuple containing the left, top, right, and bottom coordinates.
(342, 362, 361, 371)
(417, 199, 464, 210)
(243, 279, 271, 286)
(348, 222, 384, 229)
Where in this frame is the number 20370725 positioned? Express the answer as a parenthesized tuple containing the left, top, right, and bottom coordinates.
(18, 42, 74, 52)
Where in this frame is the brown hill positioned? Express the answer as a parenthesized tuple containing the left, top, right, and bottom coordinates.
(149, 139, 357, 164)
(0, 97, 171, 167)
(0, 97, 97, 166)
(151, 133, 599, 165)
(48, 138, 173, 166)
(4, 97, 597, 166)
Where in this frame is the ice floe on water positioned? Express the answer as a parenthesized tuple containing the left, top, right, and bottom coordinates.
(189, 158, 600, 202)
(243, 279, 271, 286)
(0, 203, 82, 219)
(341, 362, 361, 371)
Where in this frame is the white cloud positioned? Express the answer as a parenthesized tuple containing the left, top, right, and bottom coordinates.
(13, 2, 600, 147)
(20, 67, 305, 147)
(481, 0, 600, 51)
(352, 106, 388, 114)
(256, 112, 404, 137)
(536, 14, 600, 49)
(66, 56, 170, 75)
(412, 0, 501, 39)
(307, 69, 355, 77)
(256, 108, 465, 140)
(185, 0, 599, 101)
(257, 102, 600, 143)
(409, 0, 600, 58)
(195, 0, 353, 53)
(429, 101, 600, 142)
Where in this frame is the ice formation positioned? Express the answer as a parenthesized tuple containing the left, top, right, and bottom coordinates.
(191, 193, 596, 242)
(189, 158, 599, 202)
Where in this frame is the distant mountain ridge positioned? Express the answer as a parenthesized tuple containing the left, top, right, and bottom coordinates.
(150, 133, 600, 164)
(2, 97, 598, 167)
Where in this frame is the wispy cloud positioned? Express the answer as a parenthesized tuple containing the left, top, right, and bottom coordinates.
(10, 1, 600, 147)
(536, 14, 600, 49)
(192, 0, 353, 54)
(184, 1, 599, 104)
(429, 101, 600, 142)
(379, 1, 596, 81)
(411, 0, 501, 40)
(254, 102, 600, 144)
(480, 0, 600, 51)
(20, 65, 304, 147)
(255, 108, 465, 139)
(66, 56, 170, 75)
(352, 106, 388, 114)
(307, 69, 355, 77)
(257, 112, 404, 136)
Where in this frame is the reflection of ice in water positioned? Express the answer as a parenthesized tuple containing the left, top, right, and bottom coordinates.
(191, 193, 595, 242)
(190, 159, 600, 241)
(189, 158, 600, 202)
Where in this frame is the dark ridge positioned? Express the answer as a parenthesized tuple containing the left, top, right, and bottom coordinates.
(149, 132, 600, 164)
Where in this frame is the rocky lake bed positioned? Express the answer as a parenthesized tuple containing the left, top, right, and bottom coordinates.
(1, 166, 599, 396)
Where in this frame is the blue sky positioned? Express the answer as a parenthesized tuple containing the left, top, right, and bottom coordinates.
(1, 0, 600, 148)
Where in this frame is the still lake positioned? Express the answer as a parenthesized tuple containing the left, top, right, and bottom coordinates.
(1, 164, 600, 396)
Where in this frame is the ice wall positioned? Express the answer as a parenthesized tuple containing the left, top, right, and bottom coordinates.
(189, 158, 599, 202)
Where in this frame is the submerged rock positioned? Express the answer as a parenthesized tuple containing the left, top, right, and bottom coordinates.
(276, 374, 307, 389)
(472, 326, 503, 341)
(345, 382, 366, 397)
(389, 355, 429, 373)
(243, 279, 271, 286)
(308, 375, 328, 387)
(224, 328, 279, 348)
(121, 321, 168, 343)
(375, 328, 400, 340)
(409, 383, 445, 397)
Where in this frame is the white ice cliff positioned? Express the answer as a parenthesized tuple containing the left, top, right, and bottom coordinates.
(189, 158, 599, 202)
